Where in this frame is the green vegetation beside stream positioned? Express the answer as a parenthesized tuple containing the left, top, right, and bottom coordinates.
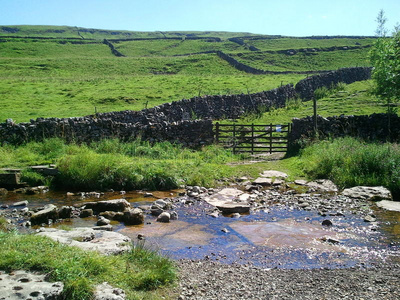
(0, 139, 240, 190)
(0, 230, 176, 300)
(299, 137, 400, 198)
(1, 134, 399, 198)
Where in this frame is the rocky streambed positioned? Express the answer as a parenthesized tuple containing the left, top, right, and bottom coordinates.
(1, 171, 400, 299)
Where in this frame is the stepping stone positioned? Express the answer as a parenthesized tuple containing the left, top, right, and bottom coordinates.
(204, 188, 250, 214)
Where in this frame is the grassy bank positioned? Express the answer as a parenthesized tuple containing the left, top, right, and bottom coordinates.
(0, 139, 240, 190)
(0, 230, 176, 300)
(299, 137, 400, 198)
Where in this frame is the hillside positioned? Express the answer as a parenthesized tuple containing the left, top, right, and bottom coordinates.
(0, 25, 376, 122)
(0, 25, 259, 39)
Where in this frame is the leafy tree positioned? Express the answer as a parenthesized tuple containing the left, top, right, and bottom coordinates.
(369, 11, 400, 113)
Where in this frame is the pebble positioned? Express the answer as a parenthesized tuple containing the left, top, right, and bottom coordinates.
(175, 260, 400, 300)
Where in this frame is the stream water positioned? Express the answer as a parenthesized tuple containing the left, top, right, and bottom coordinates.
(1, 190, 400, 269)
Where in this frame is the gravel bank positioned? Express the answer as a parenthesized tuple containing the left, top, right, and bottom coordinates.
(176, 260, 400, 300)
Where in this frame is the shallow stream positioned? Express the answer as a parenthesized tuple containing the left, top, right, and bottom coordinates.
(1, 190, 400, 269)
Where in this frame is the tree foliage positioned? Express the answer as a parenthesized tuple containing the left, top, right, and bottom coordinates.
(369, 11, 400, 106)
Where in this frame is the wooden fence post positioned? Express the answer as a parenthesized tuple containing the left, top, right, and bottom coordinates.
(215, 122, 219, 144)
(233, 124, 236, 153)
(269, 123, 272, 154)
(251, 123, 254, 154)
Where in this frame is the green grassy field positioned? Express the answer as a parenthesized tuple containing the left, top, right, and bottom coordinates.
(0, 25, 375, 122)
(231, 48, 371, 72)
(243, 37, 376, 51)
(0, 73, 304, 122)
(114, 39, 243, 56)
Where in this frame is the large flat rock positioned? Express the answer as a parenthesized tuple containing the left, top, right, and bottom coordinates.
(94, 282, 126, 300)
(0, 270, 63, 300)
(37, 227, 132, 255)
(376, 200, 400, 212)
(306, 179, 338, 193)
(204, 188, 250, 214)
(342, 186, 392, 201)
(229, 219, 345, 251)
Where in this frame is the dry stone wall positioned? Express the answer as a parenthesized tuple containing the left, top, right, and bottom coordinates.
(0, 67, 372, 147)
(288, 113, 400, 150)
(103, 39, 125, 57)
(0, 84, 294, 147)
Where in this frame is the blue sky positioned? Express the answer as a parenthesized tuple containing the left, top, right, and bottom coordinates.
(1, 0, 399, 36)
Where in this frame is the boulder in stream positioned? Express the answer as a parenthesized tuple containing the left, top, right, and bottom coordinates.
(306, 179, 338, 193)
(122, 208, 144, 225)
(204, 188, 250, 214)
(82, 199, 131, 213)
(30, 204, 58, 225)
(157, 212, 171, 223)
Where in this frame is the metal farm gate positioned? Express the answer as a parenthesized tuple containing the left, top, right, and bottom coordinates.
(215, 122, 291, 154)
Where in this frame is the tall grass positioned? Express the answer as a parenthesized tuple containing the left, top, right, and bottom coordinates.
(0, 231, 176, 300)
(0, 138, 237, 190)
(314, 82, 346, 100)
(300, 137, 400, 198)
